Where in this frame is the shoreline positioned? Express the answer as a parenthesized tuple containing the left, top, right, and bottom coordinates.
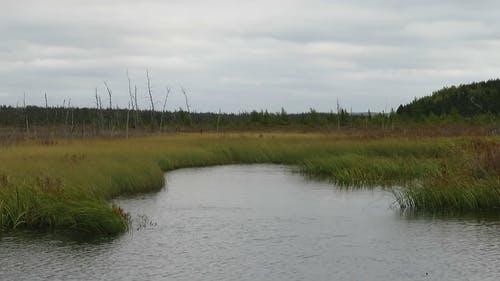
(0, 132, 498, 235)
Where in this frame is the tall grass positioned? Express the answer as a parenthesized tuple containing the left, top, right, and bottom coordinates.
(394, 139, 500, 212)
(0, 133, 498, 235)
(0, 184, 127, 234)
(299, 155, 441, 187)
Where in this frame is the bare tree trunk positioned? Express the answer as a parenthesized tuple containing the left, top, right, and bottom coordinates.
(126, 101, 130, 139)
(160, 87, 171, 133)
(134, 85, 139, 130)
(146, 70, 155, 127)
(104, 81, 113, 136)
(104, 81, 112, 110)
(98, 96, 103, 135)
(95, 88, 100, 136)
(180, 85, 192, 126)
(126, 70, 137, 129)
(180, 85, 190, 113)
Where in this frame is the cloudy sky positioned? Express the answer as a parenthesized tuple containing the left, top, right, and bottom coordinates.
(1, 0, 499, 113)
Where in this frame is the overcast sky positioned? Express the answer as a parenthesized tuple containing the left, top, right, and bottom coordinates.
(1, 0, 499, 113)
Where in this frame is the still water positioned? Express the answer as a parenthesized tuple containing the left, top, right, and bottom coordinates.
(1, 165, 500, 281)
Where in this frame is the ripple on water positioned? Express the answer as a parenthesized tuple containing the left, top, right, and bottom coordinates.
(1, 165, 500, 281)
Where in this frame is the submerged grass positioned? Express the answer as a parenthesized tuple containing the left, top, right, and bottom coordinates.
(0, 133, 498, 235)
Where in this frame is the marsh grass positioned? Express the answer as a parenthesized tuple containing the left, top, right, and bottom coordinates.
(394, 139, 500, 212)
(0, 182, 128, 234)
(0, 133, 498, 235)
(299, 155, 441, 187)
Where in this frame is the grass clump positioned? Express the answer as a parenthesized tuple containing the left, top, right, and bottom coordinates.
(299, 154, 440, 187)
(395, 179, 500, 212)
(394, 139, 500, 213)
(0, 184, 127, 234)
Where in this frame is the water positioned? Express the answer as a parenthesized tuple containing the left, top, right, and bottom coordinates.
(1, 165, 500, 281)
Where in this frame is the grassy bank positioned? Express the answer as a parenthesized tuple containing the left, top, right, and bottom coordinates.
(0, 133, 498, 235)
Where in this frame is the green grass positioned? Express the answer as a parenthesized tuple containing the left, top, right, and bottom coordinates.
(394, 179, 500, 212)
(394, 139, 500, 212)
(0, 133, 498, 235)
(299, 154, 441, 187)
(0, 184, 128, 234)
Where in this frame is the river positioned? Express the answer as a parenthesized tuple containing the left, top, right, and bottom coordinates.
(1, 165, 499, 281)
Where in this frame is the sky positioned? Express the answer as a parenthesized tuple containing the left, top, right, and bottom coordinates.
(1, 0, 500, 113)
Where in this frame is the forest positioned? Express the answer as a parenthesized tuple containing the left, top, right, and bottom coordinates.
(0, 79, 499, 141)
(397, 79, 500, 117)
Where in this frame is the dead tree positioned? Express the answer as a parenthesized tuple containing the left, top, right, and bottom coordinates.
(180, 85, 191, 113)
(127, 70, 134, 108)
(159, 86, 171, 132)
(134, 85, 139, 129)
(104, 81, 113, 110)
(98, 96, 104, 135)
(126, 70, 138, 129)
(180, 85, 192, 126)
(146, 70, 155, 127)
(103, 81, 114, 135)
(95, 88, 101, 135)
(126, 101, 131, 138)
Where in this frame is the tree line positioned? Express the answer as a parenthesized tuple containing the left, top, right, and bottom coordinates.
(0, 79, 498, 140)
(0, 105, 398, 135)
(397, 79, 500, 117)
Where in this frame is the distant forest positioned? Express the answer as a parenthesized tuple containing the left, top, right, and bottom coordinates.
(0, 79, 498, 139)
(397, 79, 500, 117)
(0, 105, 393, 134)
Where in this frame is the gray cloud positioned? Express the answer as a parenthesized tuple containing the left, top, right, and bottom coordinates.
(1, 0, 500, 112)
